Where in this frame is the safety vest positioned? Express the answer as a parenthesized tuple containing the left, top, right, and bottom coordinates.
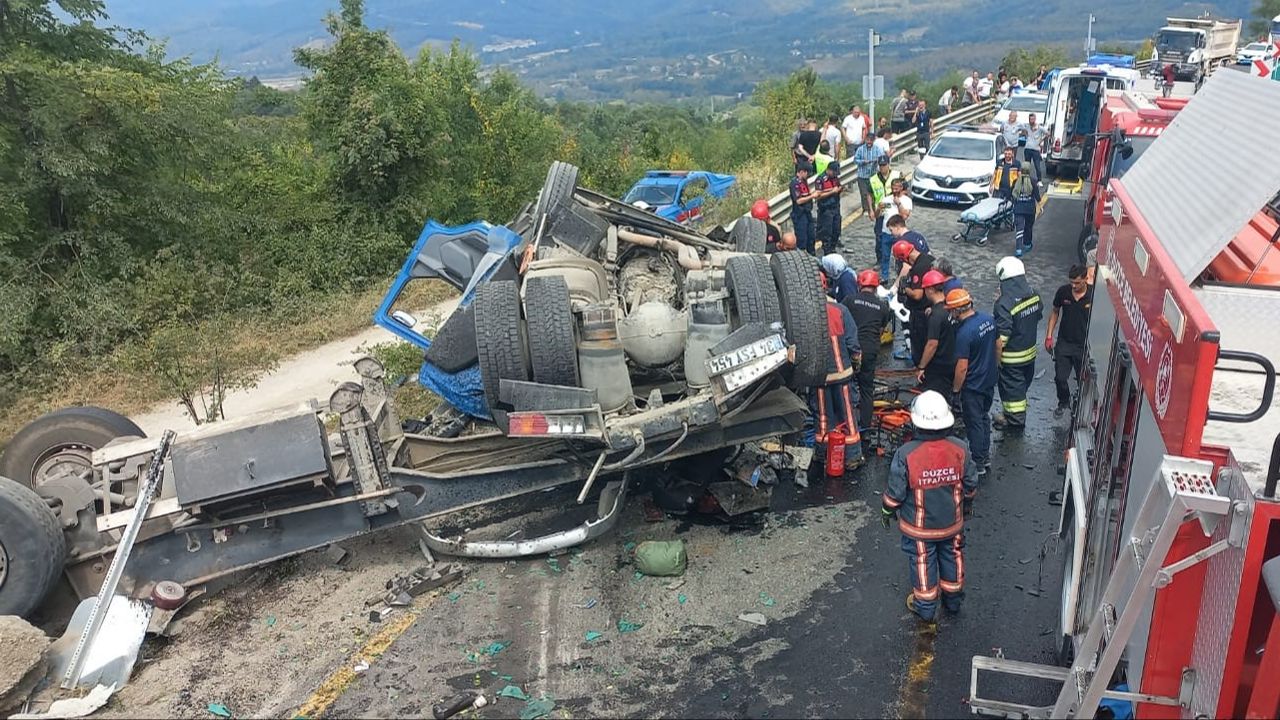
(869, 172, 899, 208)
(992, 163, 1019, 192)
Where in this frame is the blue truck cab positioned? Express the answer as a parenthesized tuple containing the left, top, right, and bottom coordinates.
(622, 170, 735, 225)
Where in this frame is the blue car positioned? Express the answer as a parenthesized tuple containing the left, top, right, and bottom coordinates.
(622, 170, 736, 225)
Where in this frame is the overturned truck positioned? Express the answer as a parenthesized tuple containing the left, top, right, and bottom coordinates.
(0, 162, 826, 619)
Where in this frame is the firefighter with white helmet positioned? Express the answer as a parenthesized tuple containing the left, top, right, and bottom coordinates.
(992, 256, 1043, 430)
(882, 390, 979, 622)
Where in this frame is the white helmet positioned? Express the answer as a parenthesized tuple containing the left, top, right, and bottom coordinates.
(996, 256, 1025, 280)
(911, 390, 955, 430)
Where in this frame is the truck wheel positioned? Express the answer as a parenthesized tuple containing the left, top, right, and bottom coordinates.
(726, 255, 781, 328)
(0, 406, 145, 491)
(534, 161, 579, 220)
(731, 217, 768, 254)
(423, 304, 480, 374)
(770, 251, 827, 388)
(524, 275, 580, 387)
(0, 476, 67, 618)
(474, 281, 530, 424)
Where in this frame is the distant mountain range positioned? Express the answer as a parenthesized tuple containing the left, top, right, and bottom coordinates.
(104, 0, 1255, 101)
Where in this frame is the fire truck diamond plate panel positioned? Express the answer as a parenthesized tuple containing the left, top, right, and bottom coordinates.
(1119, 71, 1280, 282)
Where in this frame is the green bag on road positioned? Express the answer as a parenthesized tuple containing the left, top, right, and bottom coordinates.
(634, 540, 687, 577)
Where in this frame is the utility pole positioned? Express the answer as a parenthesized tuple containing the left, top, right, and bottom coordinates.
(868, 28, 876, 131)
(1085, 13, 1096, 60)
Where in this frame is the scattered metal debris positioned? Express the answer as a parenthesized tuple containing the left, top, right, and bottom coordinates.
(10, 684, 117, 720)
(432, 691, 487, 719)
(324, 544, 351, 566)
(737, 612, 767, 627)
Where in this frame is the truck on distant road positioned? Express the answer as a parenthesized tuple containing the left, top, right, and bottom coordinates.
(1151, 15, 1242, 84)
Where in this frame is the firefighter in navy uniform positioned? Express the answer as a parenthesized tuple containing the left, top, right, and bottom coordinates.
(813, 160, 843, 253)
(882, 390, 978, 622)
(844, 269, 892, 440)
(789, 164, 818, 254)
(815, 285, 865, 470)
(992, 256, 1043, 430)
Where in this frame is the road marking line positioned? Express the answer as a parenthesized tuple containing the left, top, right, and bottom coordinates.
(292, 590, 439, 718)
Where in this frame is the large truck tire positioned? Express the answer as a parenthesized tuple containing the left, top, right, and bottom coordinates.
(769, 251, 827, 388)
(524, 275, 580, 387)
(1078, 225, 1098, 266)
(0, 476, 67, 618)
(535, 161, 579, 221)
(423, 303, 480, 373)
(731, 217, 768, 254)
(725, 255, 782, 328)
(0, 406, 144, 490)
(473, 280, 530, 425)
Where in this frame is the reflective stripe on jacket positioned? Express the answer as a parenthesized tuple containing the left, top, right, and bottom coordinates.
(824, 298, 861, 384)
(883, 436, 978, 540)
(994, 276, 1043, 365)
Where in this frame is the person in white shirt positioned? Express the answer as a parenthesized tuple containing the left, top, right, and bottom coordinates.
(842, 105, 867, 157)
(938, 85, 955, 116)
(963, 71, 980, 105)
(874, 127, 891, 158)
(822, 114, 844, 160)
(978, 72, 994, 100)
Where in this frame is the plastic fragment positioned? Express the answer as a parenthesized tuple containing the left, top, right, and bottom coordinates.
(677, 594, 688, 605)
(759, 591, 776, 607)
(482, 640, 510, 656)
(498, 685, 529, 701)
(207, 704, 232, 718)
(617, 619, 643, 633)
(585, 630, 604, 642)
(519, 697, 556, 720)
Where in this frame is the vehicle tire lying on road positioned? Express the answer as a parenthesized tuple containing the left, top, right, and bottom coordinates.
(0, 406, 145, 490)
(731, 217, 768, 254)
(0, 476, 67, 618)
(770, 251, 827, 388)
(725, 255, 782, 328)
(524, 275, 580, 387)
(474, 280, 530, 427)
(534, 161, 579, 221)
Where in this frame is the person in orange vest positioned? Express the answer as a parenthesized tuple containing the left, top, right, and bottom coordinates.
(882, 391, 978, 622)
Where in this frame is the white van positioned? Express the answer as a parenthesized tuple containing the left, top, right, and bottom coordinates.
(1044, 66, 1137, 176)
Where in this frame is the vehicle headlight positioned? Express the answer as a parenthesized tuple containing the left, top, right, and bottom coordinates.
(976, 174, 993, 185)
(914, 170, 934, 182)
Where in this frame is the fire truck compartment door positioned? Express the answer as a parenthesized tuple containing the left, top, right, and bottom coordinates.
(1117, 70, 1280, 281)
(1060, 447, 1089, 642)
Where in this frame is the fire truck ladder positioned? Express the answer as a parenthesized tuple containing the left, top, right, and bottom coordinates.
(969, 456, 1240, 719)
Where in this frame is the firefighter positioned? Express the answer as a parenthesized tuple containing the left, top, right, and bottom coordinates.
(815, 285, 865, 470)
(814, 160, 843, 253)
(845, 269, 892, 439)
(915, 270, 957, 396)
(992, 256, 1043, 430)
(751, 199, 784, 252)
(882, 390, 978, 622)
(893, 239, 937, 367)
(948, 288, 997, 477)
(789, 163, 818, 254)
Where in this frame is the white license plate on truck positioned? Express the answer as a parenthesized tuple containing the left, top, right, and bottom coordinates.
(706, 334, 787, 392)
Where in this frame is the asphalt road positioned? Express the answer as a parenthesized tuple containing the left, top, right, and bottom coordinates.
(327, 191, 1088, 719)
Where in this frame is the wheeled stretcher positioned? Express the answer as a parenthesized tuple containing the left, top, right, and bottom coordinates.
(951, 197, 1012, 246)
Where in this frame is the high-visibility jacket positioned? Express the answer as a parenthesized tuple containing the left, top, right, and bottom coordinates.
(992, 161, 1019, 198)
(869, 171, 900, 210)
(994, 276, 1043, 365)
(883, 434, 978, 540)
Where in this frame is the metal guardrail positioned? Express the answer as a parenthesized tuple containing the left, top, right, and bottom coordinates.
(764, 99, 996, 225)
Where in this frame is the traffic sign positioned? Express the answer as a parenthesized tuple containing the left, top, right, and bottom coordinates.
(862, 74, 884, 100)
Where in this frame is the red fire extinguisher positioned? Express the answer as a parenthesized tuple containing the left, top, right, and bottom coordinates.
(825, 424, 847, 477)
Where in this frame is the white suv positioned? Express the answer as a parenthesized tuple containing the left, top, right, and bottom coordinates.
(910, 127, 1005, 205)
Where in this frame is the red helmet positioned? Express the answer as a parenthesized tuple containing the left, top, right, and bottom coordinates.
(856, 269, 880, 288)
(921, 269, 947, 289)
(750, 199, 770, 220)
(891, 240, 915, 261)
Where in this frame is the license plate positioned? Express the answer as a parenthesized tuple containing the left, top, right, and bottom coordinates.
(705, 334, 786, 377)
(935, 192, 960, 203)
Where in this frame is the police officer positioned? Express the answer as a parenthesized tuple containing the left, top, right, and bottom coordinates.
(1010, 160, 1040, 257)
(915, 270, 956, 396)
(817, 289, 864, 470)
(992, 257, 1043, 430)
(882, 391, 978, 622)
(844, 269, 892, 438)
(814, 160, 843, 253)
(789, 163, 818, 254)
(948, 289, 998, 477)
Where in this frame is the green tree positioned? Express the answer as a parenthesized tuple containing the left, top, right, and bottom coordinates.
(1001, 46, 1073, 84)
(1250, 0, 1280, 37)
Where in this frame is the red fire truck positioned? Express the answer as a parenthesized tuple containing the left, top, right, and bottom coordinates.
(970, 70, 1280, 719)
(1077, 91, 1188, 264)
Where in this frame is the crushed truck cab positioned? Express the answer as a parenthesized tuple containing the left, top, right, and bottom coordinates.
(0, 162, 820, 620)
